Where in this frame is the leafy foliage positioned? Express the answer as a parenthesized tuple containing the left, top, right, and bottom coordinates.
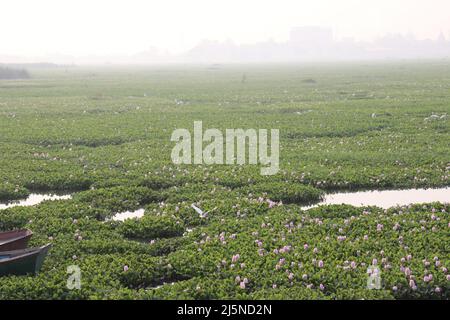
(0, 63, 448, 299)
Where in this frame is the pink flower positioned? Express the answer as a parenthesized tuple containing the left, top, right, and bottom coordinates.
(288, 273, 294, 280)
(404, 267, 411, 276)
(231, 254, 240, 263)
(376, 224, 383, 232)
(318, 260, 324, 268)
(123, 265, 129, 272)
(435, 287, 442, 293)
(239, 281, 246, 289)
(372, 258, 378, 266)
(303, 244, 309, 250)
(447, 275, 450, 281)
(235, 276, 241, 283)
(319, 284, 325, 291)
(313, 247, 318, 254)
(406, 254, 412, 261)
(363, 235, 369, 240)
(409, 279, 416, 289)
(350, 261, 357, 269)
(272, 284, 277, 289)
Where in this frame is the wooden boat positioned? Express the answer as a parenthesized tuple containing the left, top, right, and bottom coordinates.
(0, 244, 52, 276)
(0, 229, 33, 251)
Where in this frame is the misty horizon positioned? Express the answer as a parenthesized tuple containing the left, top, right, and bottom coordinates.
(2, 27, 450, 65)
(2, 0, 450, 64)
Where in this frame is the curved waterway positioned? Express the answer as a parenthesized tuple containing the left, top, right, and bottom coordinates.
(1, 188, 448, 212)
(301, 187, 449, 210)
(0, 193, 72, 210)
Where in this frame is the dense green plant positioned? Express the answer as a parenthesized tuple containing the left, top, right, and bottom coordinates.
(0, 63, 448, 300)
(118, 214, 185, 240)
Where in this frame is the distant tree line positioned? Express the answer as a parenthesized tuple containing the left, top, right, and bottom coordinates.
(0, 66, 30, 79)
(6, 62, 59, 69)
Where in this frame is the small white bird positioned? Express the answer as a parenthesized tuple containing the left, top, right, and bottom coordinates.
(191, 204, 216, 218)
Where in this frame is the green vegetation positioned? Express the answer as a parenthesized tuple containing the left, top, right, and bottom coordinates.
(0, 62, 448, 299)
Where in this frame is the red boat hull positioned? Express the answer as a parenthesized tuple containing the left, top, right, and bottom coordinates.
(0, 229, 33, 251)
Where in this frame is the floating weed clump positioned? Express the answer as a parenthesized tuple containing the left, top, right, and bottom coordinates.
(118, 214, 185, 240)
(238, 182, 324, 204)
(0, 185, 30, 201)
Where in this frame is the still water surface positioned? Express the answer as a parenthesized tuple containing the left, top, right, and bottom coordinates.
(0, 193, 72, 210)
(111, 208, 145, 221)
(1, 188, 448, 213)
(302, 187, 449, 210)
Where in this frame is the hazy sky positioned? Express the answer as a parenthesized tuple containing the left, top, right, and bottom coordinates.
(2, 0, 450, 56)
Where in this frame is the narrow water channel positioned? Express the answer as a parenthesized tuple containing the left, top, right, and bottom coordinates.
(1, 188, 448, 213)
(302, 187, 449, 210)
(111, 208, 145, 221)
(0, 194, 72, 210)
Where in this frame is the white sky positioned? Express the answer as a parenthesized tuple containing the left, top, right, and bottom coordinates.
(1, 0, 450, 56)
